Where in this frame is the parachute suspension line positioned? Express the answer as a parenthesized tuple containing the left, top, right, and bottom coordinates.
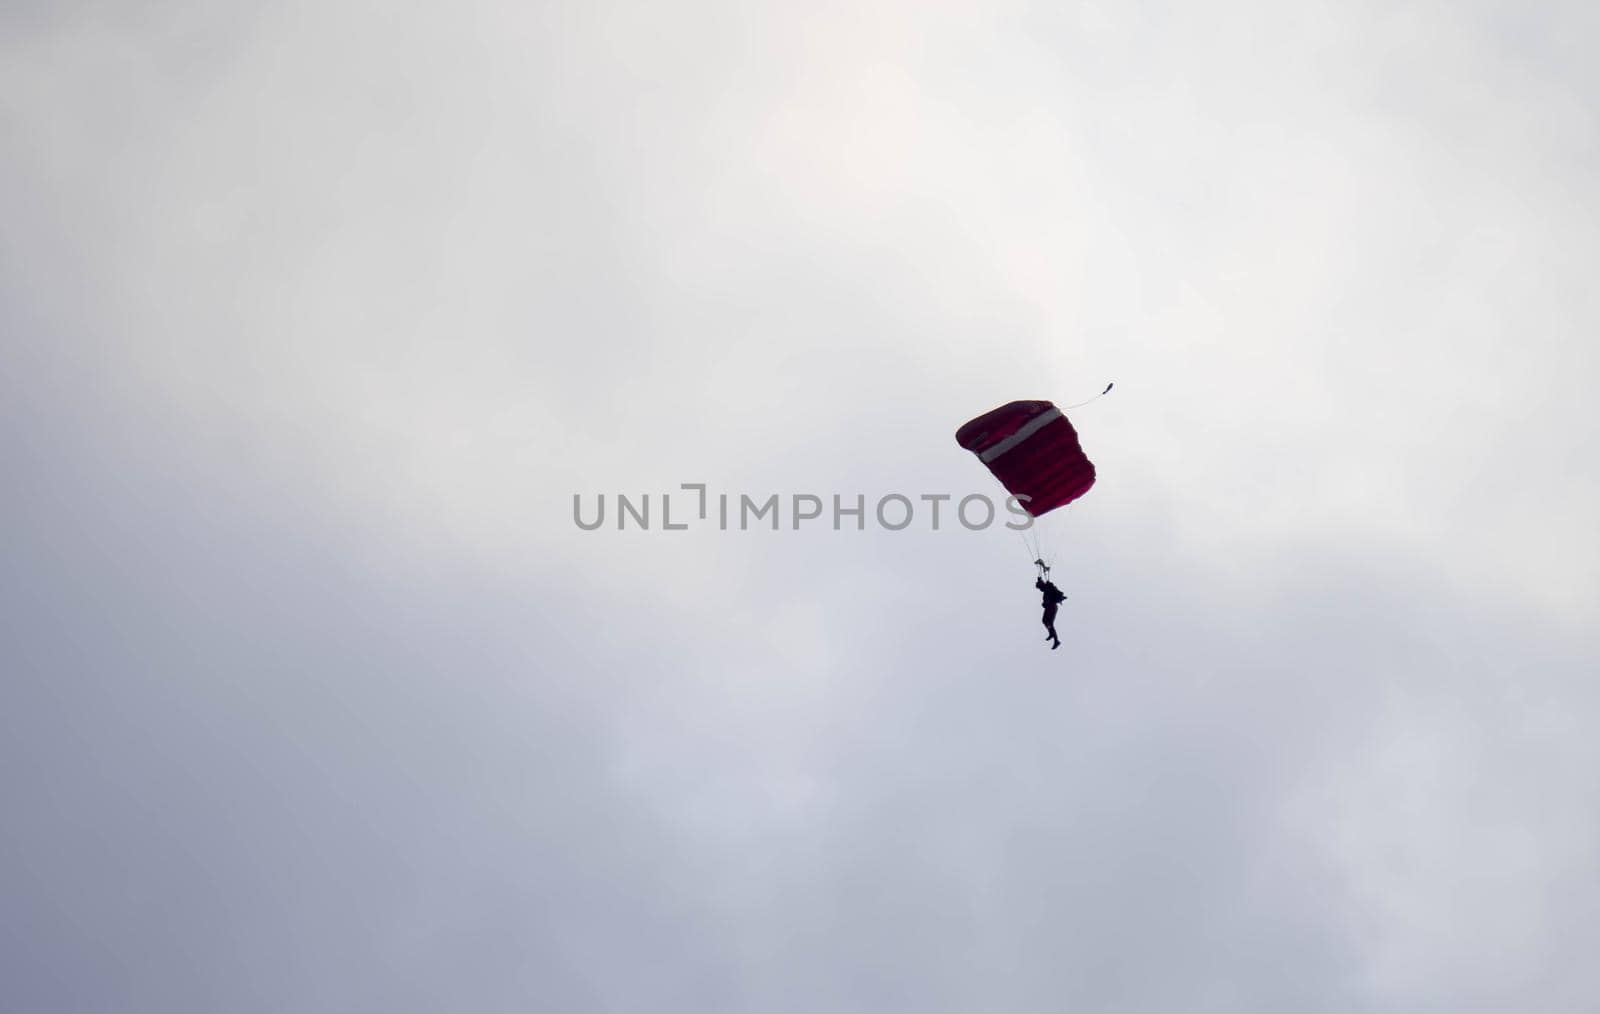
(1062, 382, 1115, 411)
(985, 467, 1043, 570)
(1020, 524, 1045, 573)
(1032, 521, 1052, 577)
(1019, 530, 1038, 568)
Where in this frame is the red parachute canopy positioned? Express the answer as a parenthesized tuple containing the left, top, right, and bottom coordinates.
(955, 400, 1096, 517)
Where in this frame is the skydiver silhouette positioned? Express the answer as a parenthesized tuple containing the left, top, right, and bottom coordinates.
(1036, 575, 1066, 650)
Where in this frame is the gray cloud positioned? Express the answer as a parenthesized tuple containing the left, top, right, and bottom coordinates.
(4, 1, 1598, 1011)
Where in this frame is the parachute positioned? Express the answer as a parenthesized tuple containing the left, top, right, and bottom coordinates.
(959, 393, 1107, 640)
(955, 400, 1097, 518)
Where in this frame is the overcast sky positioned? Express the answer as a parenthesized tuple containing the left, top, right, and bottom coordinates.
(4, 2, 1598, 1011)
